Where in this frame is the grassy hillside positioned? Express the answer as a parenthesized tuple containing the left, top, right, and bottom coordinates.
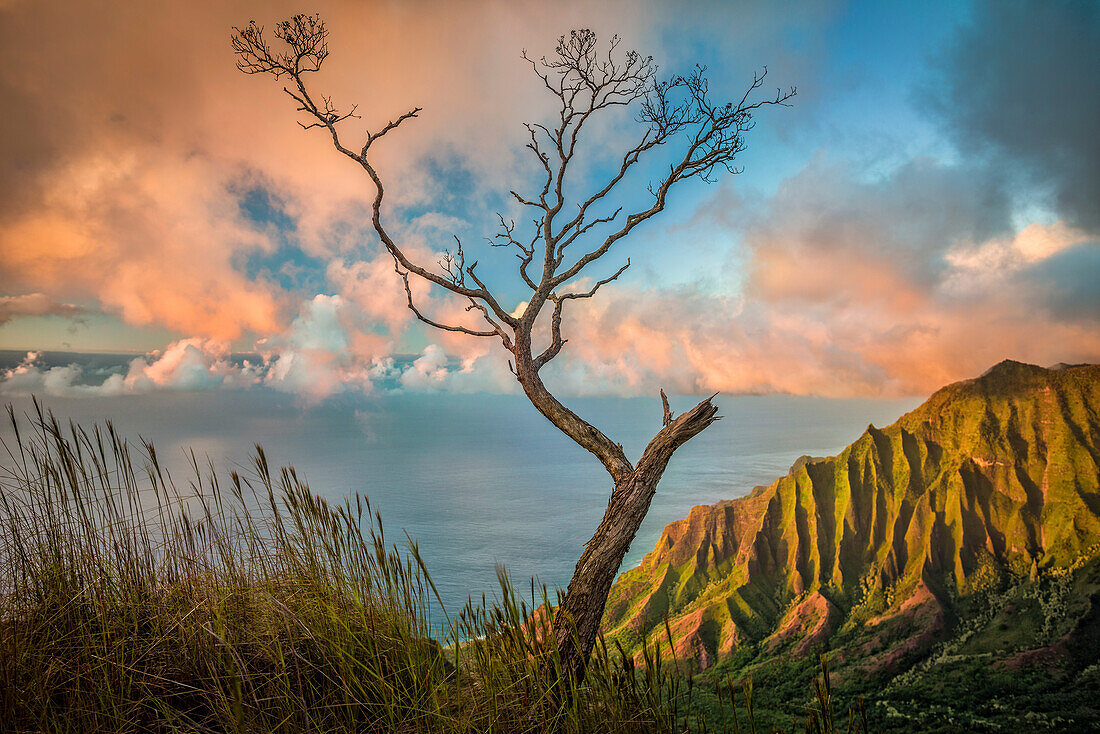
(604, 361, 1100, 729)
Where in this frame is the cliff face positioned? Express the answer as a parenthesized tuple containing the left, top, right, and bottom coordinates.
(602, 361, 1100, 672)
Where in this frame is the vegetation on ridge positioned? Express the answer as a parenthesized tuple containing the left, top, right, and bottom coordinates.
(603, 361, 1100, 730)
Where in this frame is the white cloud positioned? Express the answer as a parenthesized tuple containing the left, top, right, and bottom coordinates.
(0, 340, 258, 397)
(398, 344, 451, 391)
(0, 351, 120, 397)
(123, 338, 253, 392)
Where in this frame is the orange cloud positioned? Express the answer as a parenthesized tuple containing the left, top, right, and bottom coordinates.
(0, 0, 663, 343)
(540, 269, 1100, 399)
(3, 151, 282, 339)
(534, 153, 1100, 398)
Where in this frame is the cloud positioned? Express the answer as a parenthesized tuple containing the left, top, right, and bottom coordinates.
(0, 0, 676, 344)
(394, 344, 516, 394)
(326, 256, 421, 338)
(931, 0, 1100, 231)
(398, 344, 451, 392)
(0, 0, 821, 342)
(0, 340, 260, 396)
(740, 154, 1100, 392)
(259, 294, 377, 400)
(547, 285, 903, 397)
(534, 152, 1100, 399)
(743, 154, 1012, 305)
(543, 275, 1100, 400)
(0, 332, 512, 400)
(0, 352, 115, 398)
(123, 339, 260, 393)
(250, 292, 502, 400)
(1, 150, 284, 340)
(2, 0, 1095, 401)
(7, 147, 1096, 401)
(1020, 241, 1100, 322)
(0, 293, 86, 324)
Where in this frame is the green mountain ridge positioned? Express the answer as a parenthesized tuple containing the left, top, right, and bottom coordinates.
(602, 360, 1100, 728)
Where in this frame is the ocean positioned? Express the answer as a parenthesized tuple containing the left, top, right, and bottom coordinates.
(0, 375, 919, 617)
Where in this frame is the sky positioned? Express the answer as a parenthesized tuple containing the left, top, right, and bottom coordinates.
(1, 0, 1097, 400)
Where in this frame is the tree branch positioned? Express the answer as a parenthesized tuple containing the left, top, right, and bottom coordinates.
(395, 263, 500, 339)
(637, 394, 721, 475)
(533, 259, 629, 370)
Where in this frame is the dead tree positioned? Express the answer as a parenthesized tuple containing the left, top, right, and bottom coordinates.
(232, 15, 794, 682)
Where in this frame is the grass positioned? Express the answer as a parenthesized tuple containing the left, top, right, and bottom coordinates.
(0, 401, 869, 733)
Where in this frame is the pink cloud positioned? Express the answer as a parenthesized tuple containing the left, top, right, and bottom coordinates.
(0, 0, 664, 339)
(534, 156, 1100, 398)
(2, 149, 283, 340)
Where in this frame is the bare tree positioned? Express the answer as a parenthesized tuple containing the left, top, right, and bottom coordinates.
(232, 15, 794, 681)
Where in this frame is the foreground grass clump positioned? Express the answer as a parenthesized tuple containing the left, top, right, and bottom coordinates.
(0, 404, 864, 733)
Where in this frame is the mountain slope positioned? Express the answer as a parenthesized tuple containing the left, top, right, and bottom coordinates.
(603, 360, 1100, 685)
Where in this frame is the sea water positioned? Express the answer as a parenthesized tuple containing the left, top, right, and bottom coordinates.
(0, 385, 918, 617)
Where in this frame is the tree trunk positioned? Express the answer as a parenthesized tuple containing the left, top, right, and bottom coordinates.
(552, 470, 661, 681)
(551, 395, 720, 682)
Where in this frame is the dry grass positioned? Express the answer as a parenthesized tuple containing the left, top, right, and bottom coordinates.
(0, 401, 863, 733)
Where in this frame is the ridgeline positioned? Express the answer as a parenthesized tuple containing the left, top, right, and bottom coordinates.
(604, 361, 1100, 730)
